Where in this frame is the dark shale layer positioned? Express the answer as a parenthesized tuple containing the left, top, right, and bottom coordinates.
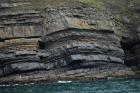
(0, 0, 139, 84)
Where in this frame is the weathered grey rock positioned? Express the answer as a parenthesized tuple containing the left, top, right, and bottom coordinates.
(45, 8, 115, 35)
(0, 0, 139, 84)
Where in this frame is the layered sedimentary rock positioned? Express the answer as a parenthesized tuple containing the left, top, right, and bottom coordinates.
(0, 0, 45, 78)
(110, 1, 140, 73)
(0, 0, 139, 83)
(37, 6, 134, 81)
(42, 7, 123, 69)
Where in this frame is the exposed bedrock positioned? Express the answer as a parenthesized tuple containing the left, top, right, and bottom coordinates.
(120, 3, 140, 73)
(0, 0, 139, 83)
(0, 0, 46, 80)
(121, 28, 140, 72)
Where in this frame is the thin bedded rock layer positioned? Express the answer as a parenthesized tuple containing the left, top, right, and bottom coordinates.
(0, 1, 137, 83)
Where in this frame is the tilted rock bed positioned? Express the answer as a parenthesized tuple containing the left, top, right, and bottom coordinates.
(0, 1, 139, 83)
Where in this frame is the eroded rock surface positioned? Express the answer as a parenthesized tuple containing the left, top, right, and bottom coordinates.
(0, 0, 139, 84)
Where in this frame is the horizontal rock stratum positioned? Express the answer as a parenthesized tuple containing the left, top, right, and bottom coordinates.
(0, 0, 139, 84)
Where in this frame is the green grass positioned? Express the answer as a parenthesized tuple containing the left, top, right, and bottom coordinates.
(11, 0, 140, 11)
(78, 0, 128, 10)
(12, 0, 80, 11)
(78, 0, 140, 10)
(78, 0, 105, 9)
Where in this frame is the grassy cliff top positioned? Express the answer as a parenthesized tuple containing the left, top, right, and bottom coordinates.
(2, 0, 140, 28)
(9, 0, 139, 12)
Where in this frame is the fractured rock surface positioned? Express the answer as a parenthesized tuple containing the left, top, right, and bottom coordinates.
(0, 0, 139, 83)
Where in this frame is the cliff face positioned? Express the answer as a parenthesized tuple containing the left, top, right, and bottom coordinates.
(0, 0, 139, 84)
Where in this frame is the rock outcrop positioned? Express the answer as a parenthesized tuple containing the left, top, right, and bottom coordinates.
(0, 0, 45, 78)
(0, 0, 139, 84)
(105, 0, 140, 73)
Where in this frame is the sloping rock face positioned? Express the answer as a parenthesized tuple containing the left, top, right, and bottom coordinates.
(0, 0, 139, 84)
(104, 0, 140, 73)
(120, 5, 140, 73)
